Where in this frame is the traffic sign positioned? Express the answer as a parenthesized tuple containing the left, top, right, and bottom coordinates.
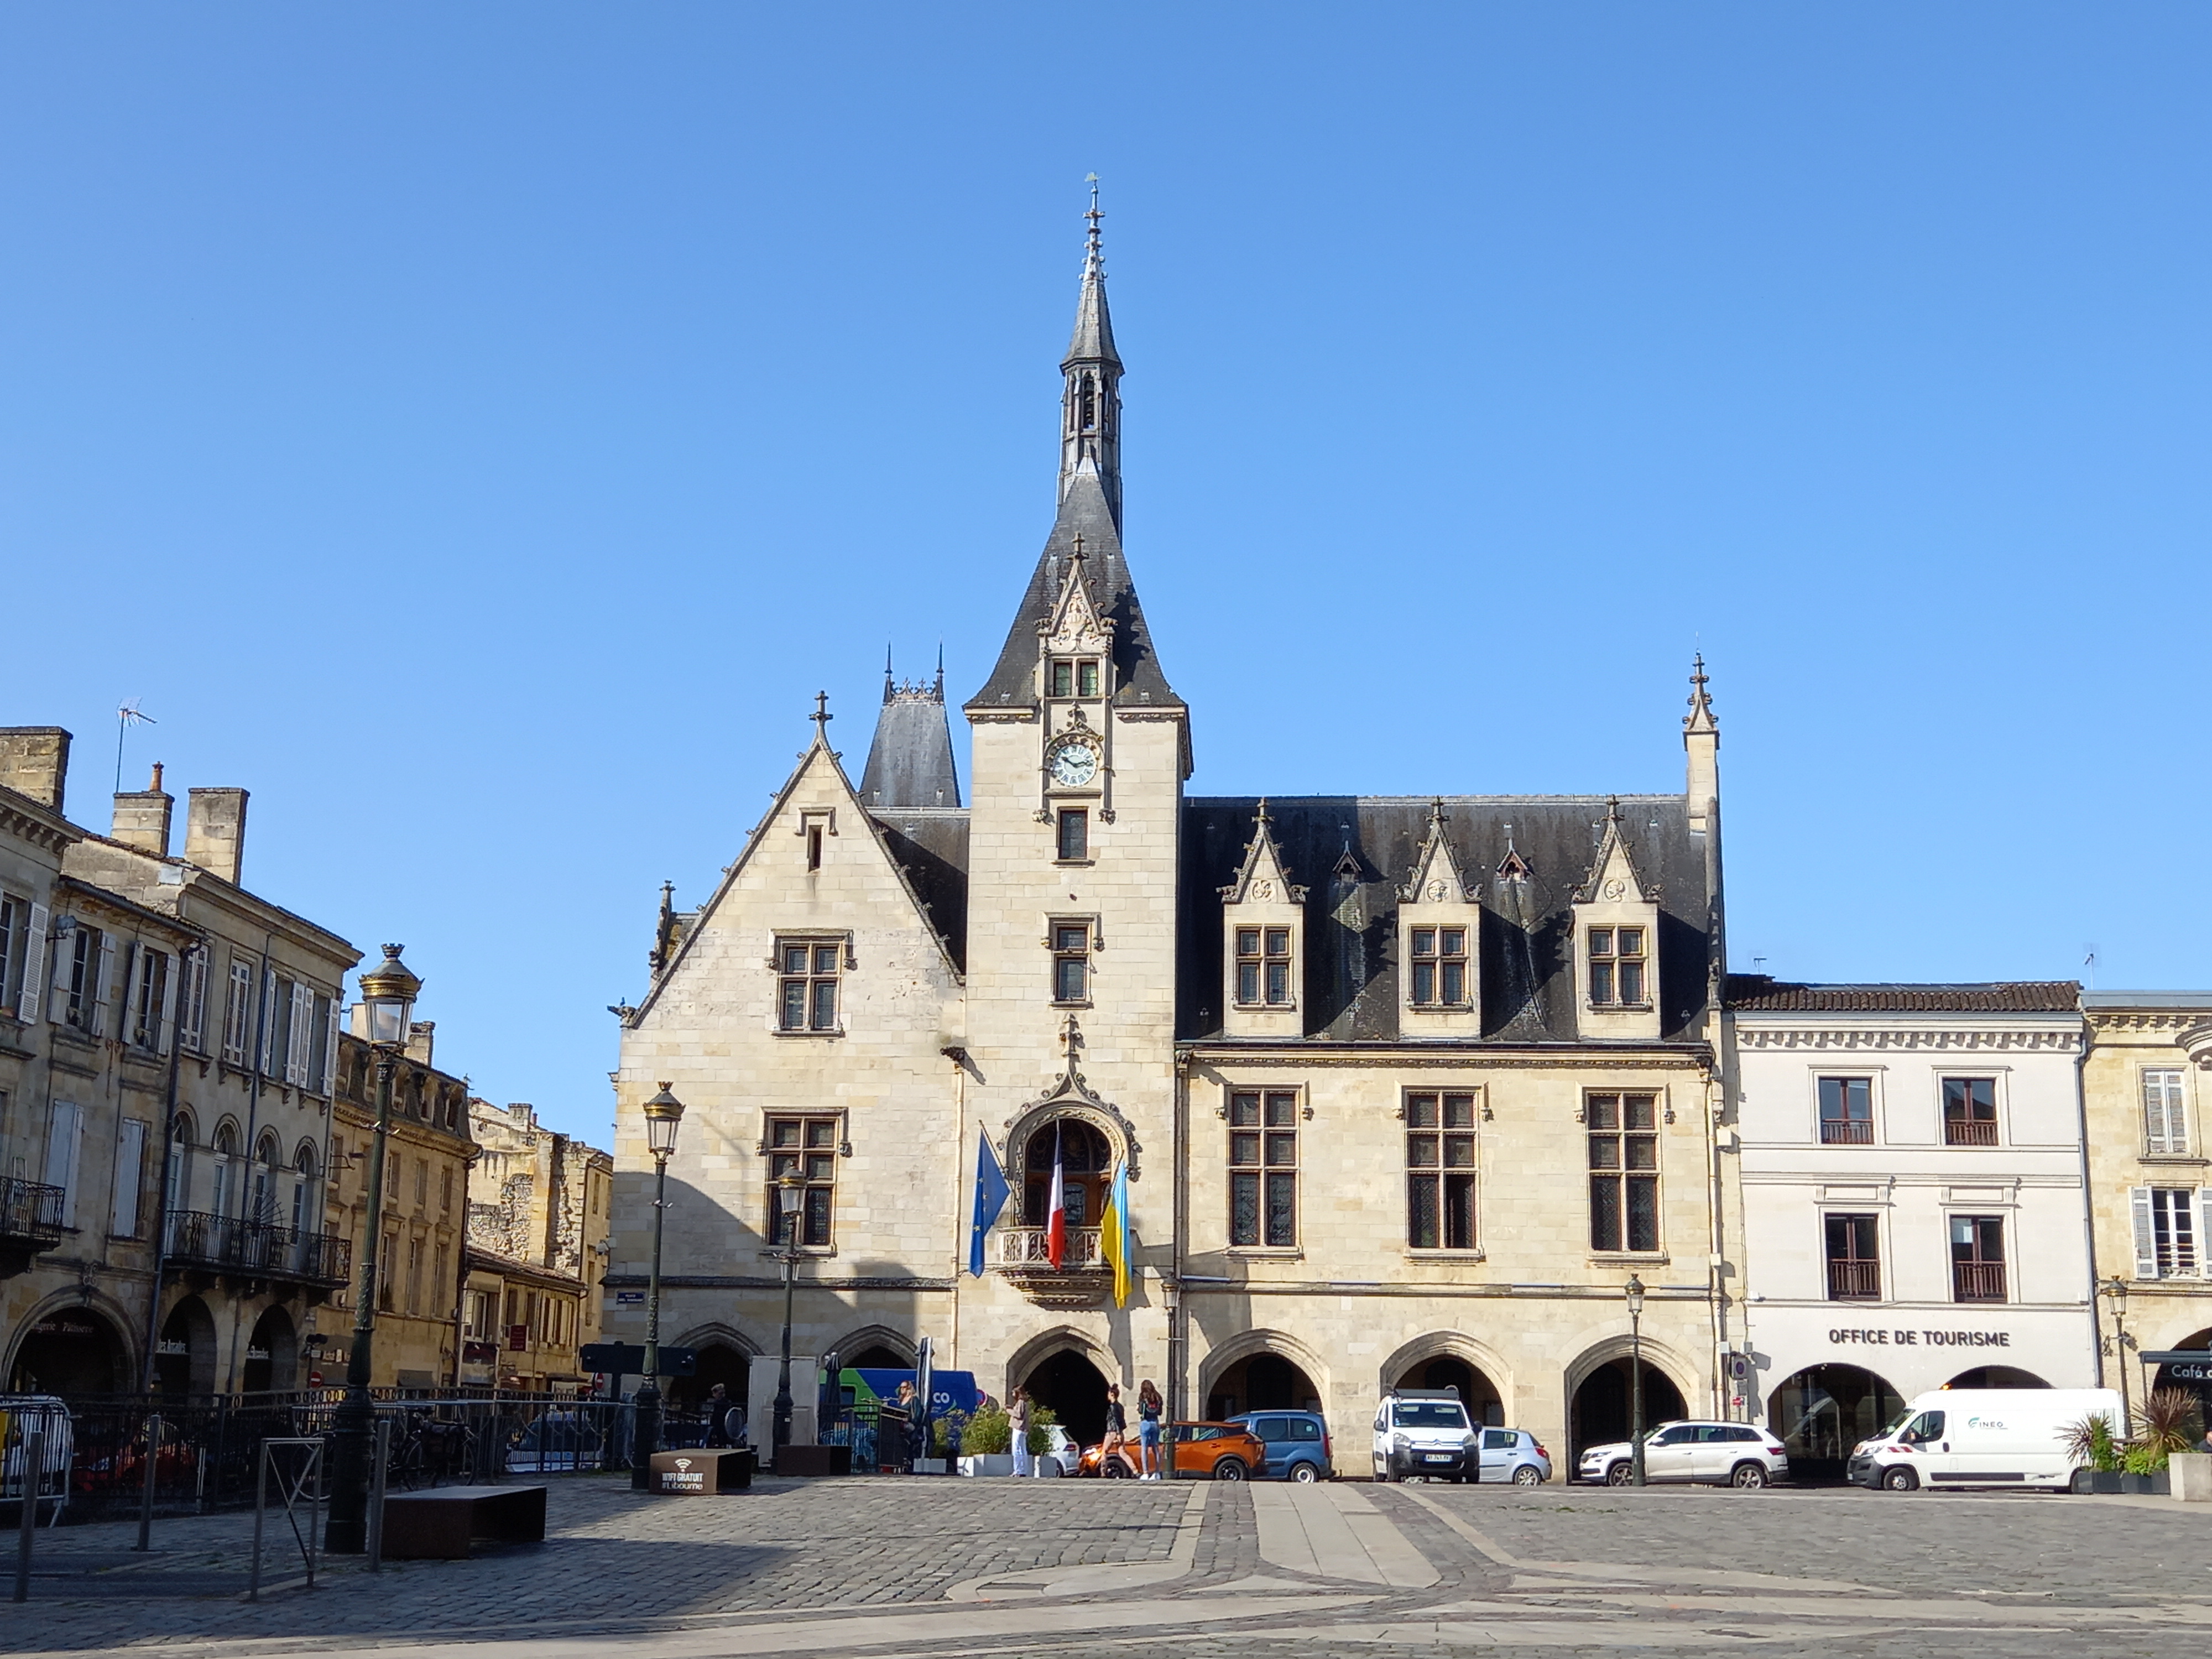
(580, 1342, 696, 1376)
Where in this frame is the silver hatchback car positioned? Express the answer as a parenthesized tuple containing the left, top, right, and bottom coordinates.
(1472, 1427, 1553, 1484)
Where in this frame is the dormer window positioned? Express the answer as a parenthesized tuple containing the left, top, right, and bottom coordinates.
(1408, 928, 1469, 1008)
(1587, 927, 1647, 1008)
(1235, 928, 1293, 1007)
(1050, 659, 1101, 699)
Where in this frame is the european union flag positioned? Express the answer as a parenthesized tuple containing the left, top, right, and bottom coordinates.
(968, 1127, 1010, 1277)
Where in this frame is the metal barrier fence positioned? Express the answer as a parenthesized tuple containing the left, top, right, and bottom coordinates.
(47, 1393, 690, 1522)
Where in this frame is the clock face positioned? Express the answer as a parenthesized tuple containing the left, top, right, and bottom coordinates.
(1050, 739, 1100, 787)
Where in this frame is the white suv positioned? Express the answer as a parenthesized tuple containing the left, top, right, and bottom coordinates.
(1372, 1389, 1477, 1481)
(1575, 1420, 1788, 1488)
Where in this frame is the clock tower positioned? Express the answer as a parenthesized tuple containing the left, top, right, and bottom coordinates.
(959, 197, 1188, 1380)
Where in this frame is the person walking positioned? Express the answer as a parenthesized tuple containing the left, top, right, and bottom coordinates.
(1137, 1380, 1164, 1480)
(1103, 1383, 1129, 1475)
(705, 1383, 732, 1447)
(1009, 1386, 1034, 1478)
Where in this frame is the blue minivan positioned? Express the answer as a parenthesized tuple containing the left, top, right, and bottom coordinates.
(1231, 1410, 1333, 1482)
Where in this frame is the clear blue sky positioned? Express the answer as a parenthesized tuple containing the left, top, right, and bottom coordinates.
(5, 6, 2205, 1141)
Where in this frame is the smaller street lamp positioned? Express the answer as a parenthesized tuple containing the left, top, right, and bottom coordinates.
(629, 1083, 685, 1490)
(2100, 1276, 2133, 1426)
(771, 1170, 808, 1466)
(1625, 1274, 1647, 1488)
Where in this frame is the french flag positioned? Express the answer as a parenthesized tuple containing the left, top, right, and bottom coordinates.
(1046, 1127, 1067, 1269)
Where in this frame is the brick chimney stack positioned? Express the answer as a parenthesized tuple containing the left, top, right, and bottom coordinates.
(112, 762, 175, 855)
(184, 787, 249, 884)
(0, 727, 71, 815)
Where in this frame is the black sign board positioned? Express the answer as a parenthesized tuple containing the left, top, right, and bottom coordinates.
(580, 1342, 696, 1377)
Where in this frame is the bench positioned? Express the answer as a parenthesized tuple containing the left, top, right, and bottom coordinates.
(380, 1485, 547, 1559)
(650, 1448, 753, 1494)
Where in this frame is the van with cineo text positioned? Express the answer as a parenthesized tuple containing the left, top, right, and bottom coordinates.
(1846, 1389, 2120, 1493)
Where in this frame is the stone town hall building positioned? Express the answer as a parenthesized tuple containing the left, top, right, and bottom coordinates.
(607, 213, 1736, 1462)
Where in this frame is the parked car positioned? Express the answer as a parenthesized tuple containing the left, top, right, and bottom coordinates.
(1231, 1410, 1333, 1482)
(1078, 1421, 1262, 1481)
(1575, 1421, 1787, 1488)
(1473, 1426, 1552, 1485)
(1847, 1388, 2120, 1493)
(1373, 1388, 1476, 1482)
(1034, 1422, 1079, 1477)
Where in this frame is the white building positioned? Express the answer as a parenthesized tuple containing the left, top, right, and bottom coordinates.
(1729, 979, 2095, 1479)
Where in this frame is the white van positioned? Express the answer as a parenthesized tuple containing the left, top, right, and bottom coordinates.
(1846, 1389, 2120, 1493)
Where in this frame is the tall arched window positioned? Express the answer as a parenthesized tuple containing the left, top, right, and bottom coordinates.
(1078, 375, 1097, 432)
(292, 1142, 320, 1234)
(211, 1122, 238, 1218)
(1021, 1119, 1113, 1229)
(252, 1131, 282, 1222)
(166, 1113, 195, 1214)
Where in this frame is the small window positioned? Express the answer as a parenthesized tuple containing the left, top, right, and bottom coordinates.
(1049, 659, 1102, 699)
(768, 1116, 837, 1247)
(1818, 1077, 1874, 1145)
(776, 939, 842, 1032)
(1051, 921, 1091, 1004)
(1229, 1089, 1298, 1247)
(129, 948, 169, 1051)
(1950, 1214, 2006, 1301)
(1408, 927, 1469, 1008)
(1825, 1212, 1880, 1300)
(1588, 1092, 1660, 1253)
(1587, 926, 1647, 1008)
(806, 825, 823, 872)
(1406, 1091, 1478, 1250)
(1235, 927, 1294, 1007)
(2145, 1070, 2189, 1156)
(222, 959, 254, 1065)
(1942, 1078, 1998, 1146)
(1056, 808, 1089, 862)
(2138, 1187, 2199, 1278)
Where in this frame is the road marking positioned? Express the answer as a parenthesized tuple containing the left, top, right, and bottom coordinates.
(1253, 1484, 1438, 1588)
(945, 1480, 1208, 1602)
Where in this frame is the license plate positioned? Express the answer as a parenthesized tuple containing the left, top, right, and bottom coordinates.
(1422, 1453, 1452, 1463)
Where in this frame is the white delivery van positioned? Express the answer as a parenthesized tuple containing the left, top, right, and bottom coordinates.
(1847, 1389, 2120, 1493)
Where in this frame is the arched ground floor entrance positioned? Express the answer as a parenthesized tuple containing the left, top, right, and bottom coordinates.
(1024, 1348, 1110, 1446)
(1569, 1357, 1687, 1467)
(1945, 1366, 2049, 1389)
(1767, 1364, 1905, 1484)
(671, 1342, 752, 1417)
(156, 1296, 218, 1397)
(1387, 1355, 1504, 1426)
(10, 1305, 130, 1395)
(1207, 1352, 1322, 1421)
(242, 1305, 298, 1394)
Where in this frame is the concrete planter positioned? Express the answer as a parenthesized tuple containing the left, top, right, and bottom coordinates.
(2169, 1452, 2212, 1502)
(958, 1454, 1018, 1478)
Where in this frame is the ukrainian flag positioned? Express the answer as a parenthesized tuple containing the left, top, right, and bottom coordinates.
(1100, 1161, 1132, 1308)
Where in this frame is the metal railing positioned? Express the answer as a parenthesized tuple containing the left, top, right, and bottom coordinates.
(1953, 1261, 2007, 1301)
(163, 1212, 351, 1287)
(994, 1226, 1104, 1269)
(0, 1181, 66, 1245)
(1944, 1118, 1999, 1146)
(1826, 1259, 1881, 1300)
(1819, 1118, 1874, 1145)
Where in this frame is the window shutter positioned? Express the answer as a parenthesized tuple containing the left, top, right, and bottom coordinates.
(2199, 1189, 2212, 1281)
(287, 983, 313, 1086)
(118, 943, 142, 1041)
(322, 995, 341, 1096)
(2131, 1187, 2158, 1279)
(18, 903, 46, 1025)
(156, 951, 178, 1055)
(179, 948, 207, 1053)
(44, 1101, 84, 1228)
(93, 933, 116, 1036)
(258, 968, 277, 1074)
(111, 1119, 147, 1238)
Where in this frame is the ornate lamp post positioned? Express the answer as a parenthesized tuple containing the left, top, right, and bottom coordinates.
(1625, 1272, 1648, 1488)
(628, 1083, 685, 1490)
(325, 943, 419, 1553)
(770, 1169, 807, 1467)
(2101, 1276, 2133, 1426)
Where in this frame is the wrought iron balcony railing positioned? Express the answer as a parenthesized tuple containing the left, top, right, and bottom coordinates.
(0, 1178, 67, 1246)
(164, 1210, 352, 1288)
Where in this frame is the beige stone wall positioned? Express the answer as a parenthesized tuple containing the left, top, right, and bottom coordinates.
(2083, 1001, 2212, 1363)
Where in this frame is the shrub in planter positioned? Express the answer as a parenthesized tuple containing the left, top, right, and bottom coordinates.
(962, 1405, 1013, 1456)
(2128, 1387, 2204, 1475)
(1027, 1405, 1058, 1455)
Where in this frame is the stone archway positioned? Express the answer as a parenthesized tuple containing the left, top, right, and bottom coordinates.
(1381, 1332, 1512, 1427)
(1944, 1366, 2049, 1390)
(1198, 1329, 1331, 1422)
(1767, 1363, 1905, 1483)
(1567, 1340, 1691, 1468)
(670, 1323, 760, 1416)
(9, 1302, 131, 1396)
(1006, 1326, 1117, 1446)
(242, 1305, 298, 1394)
(157, 1295, 218, 1397)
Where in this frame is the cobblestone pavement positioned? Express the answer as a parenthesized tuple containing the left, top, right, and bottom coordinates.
(2, 1474, 2210, 1657)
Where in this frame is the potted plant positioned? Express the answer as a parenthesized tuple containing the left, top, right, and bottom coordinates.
(2062, 1412, 2126, 1494)
(2121, 1387, 2203, 1496)
(956, 1404, 1018, 1478)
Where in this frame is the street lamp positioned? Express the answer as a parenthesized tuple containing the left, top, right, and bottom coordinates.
(629, 1083, 685, 1490)
(770, 1168, 808, 1467)
(2101, 1276, 2132, 1426)
(325, 943, 419, 1554)
(1625, 1273, 1647, 1488)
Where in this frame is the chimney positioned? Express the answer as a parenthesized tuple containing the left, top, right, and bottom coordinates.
(112, 762, 175, 855)
(0, 727, 71, 815)
(184, 787, 249, 884)
(405, 1020, 435, 1068)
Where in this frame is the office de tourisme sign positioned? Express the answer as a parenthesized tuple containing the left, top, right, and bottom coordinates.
(1828, 1327, 2016, 1348)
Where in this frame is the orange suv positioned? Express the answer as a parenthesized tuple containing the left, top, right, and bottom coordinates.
(1079, 1421, 1263, 1481)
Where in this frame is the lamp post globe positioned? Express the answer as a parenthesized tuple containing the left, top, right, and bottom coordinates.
(771, 1169, 808, 1468)
(630, 1083, 685, 1490)
(1624, 1274, 1647, 1489)
(325, 945, 420, 1554)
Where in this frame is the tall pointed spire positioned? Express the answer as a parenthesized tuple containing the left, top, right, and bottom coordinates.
(1061, 176, 1123, 529)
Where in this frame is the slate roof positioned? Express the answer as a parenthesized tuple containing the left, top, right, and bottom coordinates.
(966, 465, 1181, 712)
(1724, 977, 2080, 1014)
(1178, 795, 1718, 1044)
(860, 688, 962, 811)
(870, 808, 969, 973)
